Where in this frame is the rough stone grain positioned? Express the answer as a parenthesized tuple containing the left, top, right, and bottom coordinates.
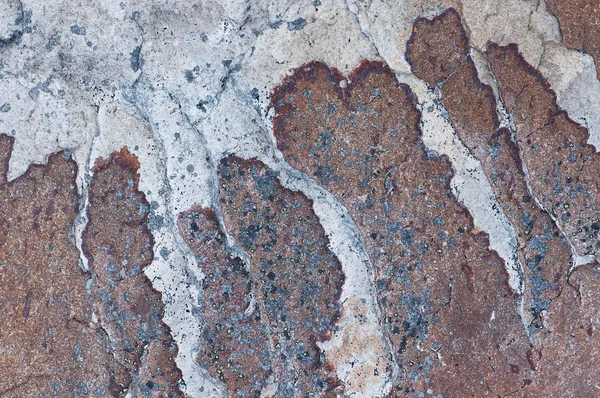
(271, 60, 531, 396)
(84, 147, 182, 397)
(487, 43, 600, 259)
(0, 134, 113, 397)
(217, 155, 345, 396)
(178, 206, 272, 396)
(407, 8, 571, 334)
(546, 0, 600, 76)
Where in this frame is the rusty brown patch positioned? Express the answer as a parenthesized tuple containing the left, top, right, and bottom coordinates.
(518, 260, 600, 396)
(270, 56, 531, 395)
(177, 206, 271, 395)
(216, 155, 344, 396)
(482, 41, 600, 396)
(546, 0, 600, 76)
(83, 147, 182, 396)
(0, 134, 113, 397)
(405, 8, 468, 87)
(407, 8, 571, 336)
(486, 44, 600, 258)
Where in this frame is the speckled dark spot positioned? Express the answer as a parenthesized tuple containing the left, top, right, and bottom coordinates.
(287, 18, 307, 31)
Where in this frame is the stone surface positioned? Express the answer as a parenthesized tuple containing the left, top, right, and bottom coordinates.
(216, 155, 345, 396)
(546, 0, 600, 76)
(84, 147, 182, 396)
(3, 0, 600, 397)
(0, 134, 112, 397)
(178, 207, 271, 396)
(0, 136, 181, 397)
(407, 8, 571, 335)
(487, 43, 600, 258)
(271, 60, 531, 396)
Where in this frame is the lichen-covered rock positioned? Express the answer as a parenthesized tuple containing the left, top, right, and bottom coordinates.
(216, 155, 344, 396)
(0, 134, 113, 397)
(271, 59, 531, 396)
(84, 147, 182, 397)
(178, 206, 272, 396)
(407, 8, 571, 336)
(487, 43, 600, 258)
(486, 41, 600, 397)
(546, 0, 600, 77)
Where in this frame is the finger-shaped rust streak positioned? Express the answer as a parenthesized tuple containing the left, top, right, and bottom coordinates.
(0, 134, 113, 397)
(486, 44, 600, 258)
(84, 147, 182, 397)
(546, 0, 600, 77)
(486, 41, 600, 397)
(271, 60, 531, 396)
(177, 207, 271, 396)
(406, 9, 571, 337)
(216, 155, 344, 396)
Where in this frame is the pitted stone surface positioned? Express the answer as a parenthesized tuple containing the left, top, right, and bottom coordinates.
(4, 1, 600, 396)
(178, 207, 272, 396)
(407, 8, 571, 335)
(0, 134, 112, 397)
(487, 44, 600, 259)
(546, 0, 600, 77)
(0, 137, 182, 397)
(216, 155, 345, 396)
(271, 60, 531, 396)
(84, 148, 182, 397)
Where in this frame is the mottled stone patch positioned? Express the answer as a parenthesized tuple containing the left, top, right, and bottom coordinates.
(177, 206, 272, 396)
(483, 41, 600, 396)
(407, 8, 571, 335)
(0, 134, 113, 397)
(271, 60, 531, 396)
(546, 0, 600, 77)
(523, 260, 600, 396)
(487, 44, 600, 258)
(216, 155, 344, 396)
(84, 147, 182, 397)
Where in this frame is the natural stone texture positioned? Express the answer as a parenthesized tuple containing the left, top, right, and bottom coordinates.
(5, 1, 600, 396)
(216, 155, 345, 396)
(177, 207, 272, 396)
(0, 134, 113, 397)
(407, 8, 571, 334)
(487, 43, 600, 259)
(485, 40, 600, 397)
(84, 147, 182, 397)
(523, 260, 600, 396)
(546, 0, 600, 76)
(271, 60, 531, 396)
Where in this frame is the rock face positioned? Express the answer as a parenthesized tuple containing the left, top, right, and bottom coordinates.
(84, 148, 182, 396)
(215, 156, 345, 396)
(0, 138, 182, 397)
(271, 60, 531, 396)
(178, 157, 346, 397)
(546, 0, 600, 76)
(406, 8, 571, 336)
(0, 134, 112, 397)
(486, 40, 600, 398)
(487, 43, 600, 258)
(4, 1, 600, 397)
(177, 207, 272, 396)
